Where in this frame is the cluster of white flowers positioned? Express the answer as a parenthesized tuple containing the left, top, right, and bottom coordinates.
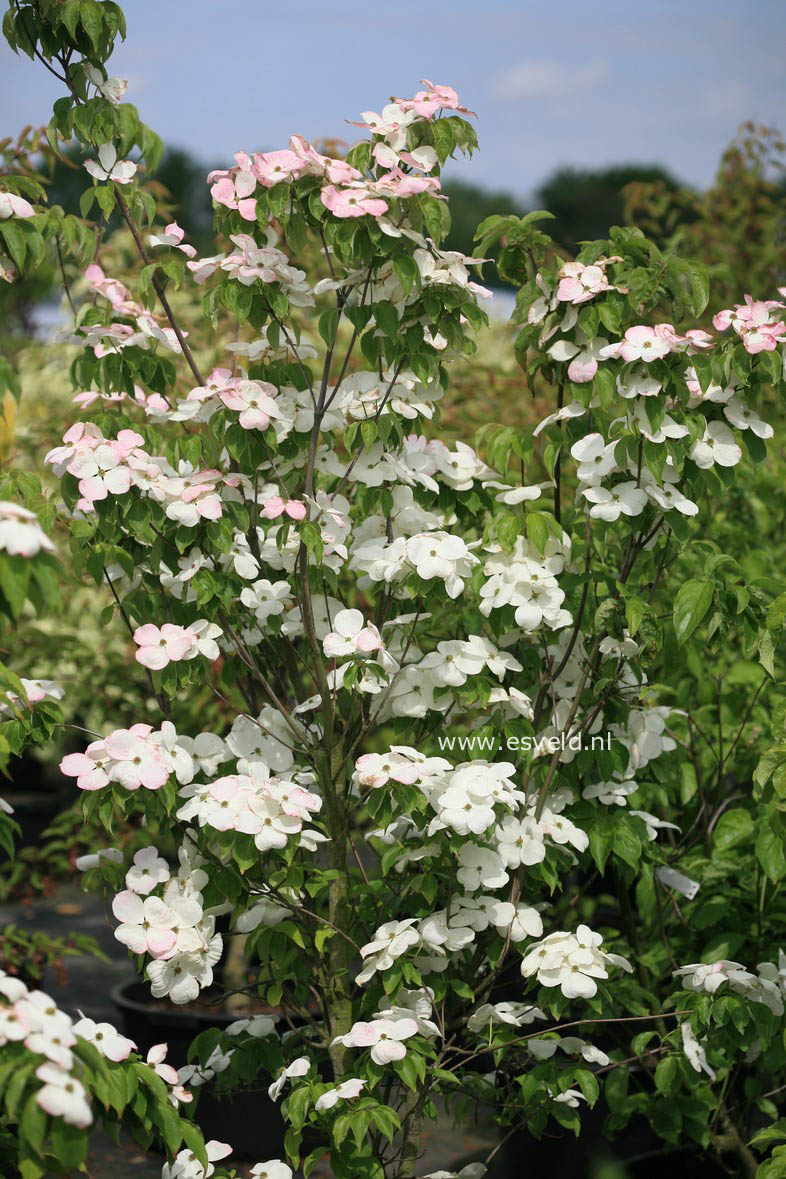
(0, 970, 139, 1128)
(178, 764, 320, 850)
(520, 925, 632, 999)
(111, 840, 223, 1004)
(352, 528, 479, 600)
(674, 957, 785, 1016)
(480, 534, 571, 633)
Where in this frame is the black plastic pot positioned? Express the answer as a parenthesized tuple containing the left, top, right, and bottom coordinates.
(111, 980, 286, 1157)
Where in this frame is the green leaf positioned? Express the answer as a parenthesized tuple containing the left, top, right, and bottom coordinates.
(756, 822, 786, 883)
(654, 1055, 678, 1095)
(713, 807, 754, 853)
(625, 596, 645, 637)
(673, 578, 713, 644)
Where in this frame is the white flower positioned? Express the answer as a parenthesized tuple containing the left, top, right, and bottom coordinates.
(503, 903, 544, 942)
(570, 433, 617, 484)
(226, 1013, 278, 1037)
(0, 501, 55, 556)
(84, 143, 137, 185)
(467, 1003, 546, 1032)
(161, 1140, 232, 1179)
(323, 608, 382, 658)
(187, 619, 223, 661)
(125, 846, 171, 895)
(267, 1056, 310, 1100)
(582, 779, 636, 807)
(357, 919, 420, 984)
(75, 847, 123, 871)
(314, 1077, 366, 1111)
(681, 1022, 716, 1080)
(240, 579, 292, 623)
(83, 62, 127, 103)
(334, 1017, 418, 1065)
(73, 1016, 136, 1061)
(690, 421, 742, 469)
(723, 396, 773, 439)
(422, 1166, 487, 1179)
(495, 816, 546, 868)
(456, 844, 509, 891)
(249, 1163, 293, 1179)
(405, 531, 479, 598)
(34, 1063, 92, 1127)
(582, 481, 648, 521)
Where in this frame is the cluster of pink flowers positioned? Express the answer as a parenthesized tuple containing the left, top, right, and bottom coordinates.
(208, 81, 467, 228)
(45, 421, 155, 511)
(177, 769, 322, 852)
(599, 323, 713, 365)
(182, 367, 283, 431)
(73, 384, 169, 414)
(110, 842, 224, 1006)
(555, 257, 621, 305)
(188, 233, 313, 305)
(60, 722, 192, 792)
(151, 466, 228, 526)
(75, 264, 184, 356)
(713, 292, 786, 354)
(46, 421, 233, 524)
(133, 620, 222, 670)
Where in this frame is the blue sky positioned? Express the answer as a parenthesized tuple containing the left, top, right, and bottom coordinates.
(2, 0, 785, 200)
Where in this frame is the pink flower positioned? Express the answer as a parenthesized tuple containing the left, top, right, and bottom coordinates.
(556, 262, 610, 305)
(741, 321, 786, 354)
(320, 185, 388, 219)
(147, 222, 196, 258)
(83, 264, 141, 314)
(252, 149, 307, 186)
(210, 167, 257, 221)
(60, 743, 111, 791)
(0, 191, 35, 218)
(395, 80, 472, 119)
(713, 294, 785, 352)
(260, 496, 307, 520)
(146, 1043, 180, 1086)
(187, 254, 225, 283)
(104, 725, 169, 790)
(112, 891, 178, 958)
(601, 325, 672, 363)
(219, 379, 280, 430)
(133, 623, 197, 670)
(374, 171, 440, 198)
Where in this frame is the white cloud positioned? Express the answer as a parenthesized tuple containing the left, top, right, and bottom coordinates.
(490, 60, 608, 102)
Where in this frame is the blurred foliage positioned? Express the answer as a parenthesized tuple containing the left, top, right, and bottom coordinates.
(0, 923, 104, 985)
(535, 163, 685, 254)
(623, 123, 786, 315)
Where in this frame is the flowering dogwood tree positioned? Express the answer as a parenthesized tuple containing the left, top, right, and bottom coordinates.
(4, 3, 786, 1178)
